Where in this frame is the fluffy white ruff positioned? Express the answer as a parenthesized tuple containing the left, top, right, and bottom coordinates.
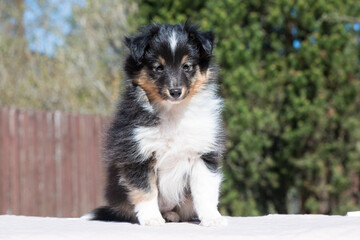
(134, 85, 226, 226)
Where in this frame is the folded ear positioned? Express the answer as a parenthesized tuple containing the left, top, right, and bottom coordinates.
(185, 22, 215, 57)
(124, 35, 150, 65)
(125, 24, 160, 65)
(195, 30, 215, 56)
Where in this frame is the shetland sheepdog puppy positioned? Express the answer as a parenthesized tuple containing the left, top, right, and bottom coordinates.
(90, 22, 227, 227)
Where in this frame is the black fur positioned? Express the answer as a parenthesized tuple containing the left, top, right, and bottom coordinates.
(91, 206, 135, 222)
(200, 152, 221, 173)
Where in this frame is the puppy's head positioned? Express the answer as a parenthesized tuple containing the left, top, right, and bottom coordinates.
(125, 22, 215, 104)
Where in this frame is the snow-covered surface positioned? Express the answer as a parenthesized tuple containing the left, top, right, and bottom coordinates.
(346, 211, 360, 217)
(1, 214, 360, 240)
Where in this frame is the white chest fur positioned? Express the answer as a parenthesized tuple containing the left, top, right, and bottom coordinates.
(133, 88, 222, 211)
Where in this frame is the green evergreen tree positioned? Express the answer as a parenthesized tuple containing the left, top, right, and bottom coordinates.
(137, 0, 360, 215)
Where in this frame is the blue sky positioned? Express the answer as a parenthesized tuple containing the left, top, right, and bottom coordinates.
(24, 0, 86, 55)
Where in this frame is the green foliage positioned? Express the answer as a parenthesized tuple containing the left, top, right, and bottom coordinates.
(137, 0, 360, 215)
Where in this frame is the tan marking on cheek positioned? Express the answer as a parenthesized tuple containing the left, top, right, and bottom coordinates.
(133, 69, 164, 103)
(181, 55, 189, 65)
(188, 66, 210, 97)
(158, 56, 166, 66)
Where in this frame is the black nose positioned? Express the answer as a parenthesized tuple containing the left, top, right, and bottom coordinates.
(169, 88, 182, 99)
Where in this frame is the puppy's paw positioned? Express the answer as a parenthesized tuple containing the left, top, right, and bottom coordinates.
(163, 211, 181, 222)
(200, 215, 228, 227)
(135, 198, 165, 226)
(138, 215, 166, 226)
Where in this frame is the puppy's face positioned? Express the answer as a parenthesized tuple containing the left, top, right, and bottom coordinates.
(125, 23, 215, 104)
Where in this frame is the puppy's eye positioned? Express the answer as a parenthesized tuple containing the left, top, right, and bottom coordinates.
(183, 63, 193, 72)
(153, 65, 164, 73)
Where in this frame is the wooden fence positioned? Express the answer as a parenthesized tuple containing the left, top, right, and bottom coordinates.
(0, 107, 110, 217)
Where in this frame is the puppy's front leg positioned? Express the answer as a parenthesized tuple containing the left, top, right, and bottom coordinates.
(125, 162, 165, 226)
(190, 158, 227, 227)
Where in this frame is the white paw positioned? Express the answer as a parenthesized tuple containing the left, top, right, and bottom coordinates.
(138, 216, 166, 226)
(200, 216, 228, 227)
(135, 198, 165, 226)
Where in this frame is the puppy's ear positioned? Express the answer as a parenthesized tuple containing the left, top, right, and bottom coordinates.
(185, 22, 215, 56)
(125, 24, 160, 65)
(124, 35, 150, 65)
(195, 30, 215, 56)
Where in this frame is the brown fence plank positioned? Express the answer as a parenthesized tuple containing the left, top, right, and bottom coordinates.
(75, 114, 83, 216)
(94, 116, 105, 207)
(18, 109, 26, 215)
(88, 115, 97, 210)
(61, 112, 72, 217)
(20, 109, 30, 216)
(0, 107, 108, 217)
(0, 107, 10, 214)
(32, 109, 41, 217)
(77, 115, 85, 215)
(28, 109, 37, 216)
(37, 110, 47, 217)
(9, 108, 20, 215)
(54, 111, 63, 217)
(45, 111, 57, 217)
(80, 114, 90, 216)
(70, 114, 79, 217)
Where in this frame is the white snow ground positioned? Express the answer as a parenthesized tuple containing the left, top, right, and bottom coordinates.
(1, 214, 360, 240)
